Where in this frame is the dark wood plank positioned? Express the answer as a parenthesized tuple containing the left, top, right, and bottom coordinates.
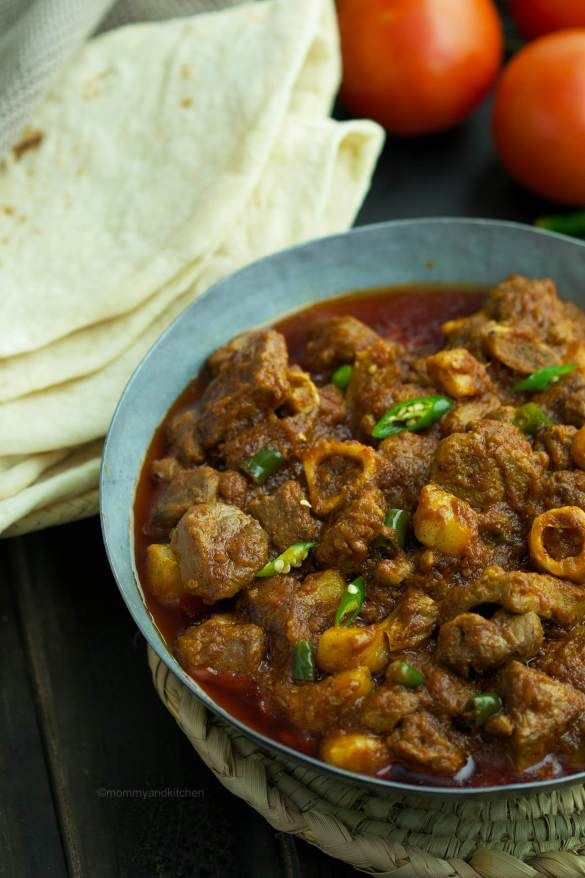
(9, 518, 286, 878)
(0, 548, 66, 878)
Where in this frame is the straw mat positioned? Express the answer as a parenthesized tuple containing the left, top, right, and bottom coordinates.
(149, 647, 585, 877)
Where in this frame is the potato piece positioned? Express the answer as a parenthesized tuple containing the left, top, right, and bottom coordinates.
(317, 625, 389, 674)
(321, 731, 390, 775)
(426, 348, 490, 398)
(145, 543, 184, 605)
(414, 483, 478, 555)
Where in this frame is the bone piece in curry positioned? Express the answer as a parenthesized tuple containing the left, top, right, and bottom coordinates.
(303, 437, 378, 516)
(529, 505, 585, 583)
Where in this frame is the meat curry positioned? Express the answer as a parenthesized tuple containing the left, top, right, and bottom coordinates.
(135, 276, 585, 787)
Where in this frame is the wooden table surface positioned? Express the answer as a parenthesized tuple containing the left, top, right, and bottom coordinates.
(1, 90, 552, 878)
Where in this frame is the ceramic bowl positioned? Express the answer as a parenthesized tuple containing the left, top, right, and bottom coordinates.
(101, 218, 585, 797)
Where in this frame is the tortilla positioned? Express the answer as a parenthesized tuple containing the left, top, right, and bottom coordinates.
(3, 489, 100, 537)
(0, 441, 102, 532)
(0, 0, 338, 358)
(0, 115, 383, 454)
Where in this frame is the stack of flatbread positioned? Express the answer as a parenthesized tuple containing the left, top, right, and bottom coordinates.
(0, 0, 384, 537)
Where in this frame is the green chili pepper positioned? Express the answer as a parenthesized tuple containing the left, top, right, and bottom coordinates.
(334, 576, 366, 626)
(240, 445, 284, 484)
(331, 363, 353, 391)
(372, 394, 452, 440)
(536, 211, 585, 240)
(384, 508, 409, 549)
(514, 402, 552, 436)
(386, 660, 424, 689)
(515, 363, 577, 393)
(293, 640, 316, 681)
(465, 693, 502, 727)
(256, 540, 316, 578)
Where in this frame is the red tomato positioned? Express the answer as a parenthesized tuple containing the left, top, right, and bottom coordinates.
(510, 0, 585, 39)
(492, 30, 585, 205)
(337, 0, 503, 136)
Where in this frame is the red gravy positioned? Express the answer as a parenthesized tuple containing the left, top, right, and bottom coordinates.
(134, 284, 585, 787)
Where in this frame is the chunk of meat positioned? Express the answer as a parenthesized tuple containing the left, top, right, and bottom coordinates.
(304, 438, 378, 516)
(171, 503, 269, 602)
(386, 712, 467, 775)
(241, 570, 346, 665)
(414, 484, 479, 556)
(376, 432, 437, 511)
(498, 661, 585, 769)
(426, 348, 491, 397)
(220, 415, 298, 469)
(197, 331, 290, 448)
(385, 590, 440, 652)
(535, 425, 578, 471)
(247, 480, 321, 551)
(481, 322, 557, 375)
(166, 408, 205, 465)
(423, 663, 478, 718)
(150, 456, 183, 482)
(431, 420, 547, 514)
(303, 316, 381, 373)
(440, 566, 585, 626)
(436, 610, 543, 676)
(239, 575, 297, 665)
(273, 668, 373, 732)
(544, 471, 585, 511)
(485, 275, 566, 341)
(537, 625, 585, 692)
(345, 339, 407, 436)
(176, 616, 265, 676)
(361, 684, 427, 733)
(315, 485, 385, 572)
(536, 372, 585, 427)
(151, 466, 219, 529)
(440, 394, 501, 435)
(218, 469, 249, 508)
(320, 731, 390, 775)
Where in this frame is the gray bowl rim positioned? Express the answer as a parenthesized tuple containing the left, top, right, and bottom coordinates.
(100, 216, 585, 799)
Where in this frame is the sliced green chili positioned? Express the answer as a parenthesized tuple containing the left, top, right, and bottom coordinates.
(386, 660, 424, 688)
(465, 693, 502, 727)
(536, 211, 585, 240)
(256, 540, 316, 578)
(334, 576, 366, 626)
(515, 363, 577, 393)
(514, 402, 552, 435)
(293, 640, 316, 681)
(331, 363, 353, 391)
(384, 508, 409, 549)
(240, 445, 284, 484)
(372, 394, 452, 440)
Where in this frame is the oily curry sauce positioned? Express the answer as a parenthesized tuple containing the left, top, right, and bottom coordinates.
(135, 280, 585, 787)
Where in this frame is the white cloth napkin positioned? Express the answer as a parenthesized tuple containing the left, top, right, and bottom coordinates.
(0, 0, 384, 536)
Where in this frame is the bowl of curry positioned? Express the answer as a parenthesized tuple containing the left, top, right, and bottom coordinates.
(101, 218, 585, 795)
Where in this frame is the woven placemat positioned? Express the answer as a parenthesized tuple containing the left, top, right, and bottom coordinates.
(148, 647, 585, 877)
